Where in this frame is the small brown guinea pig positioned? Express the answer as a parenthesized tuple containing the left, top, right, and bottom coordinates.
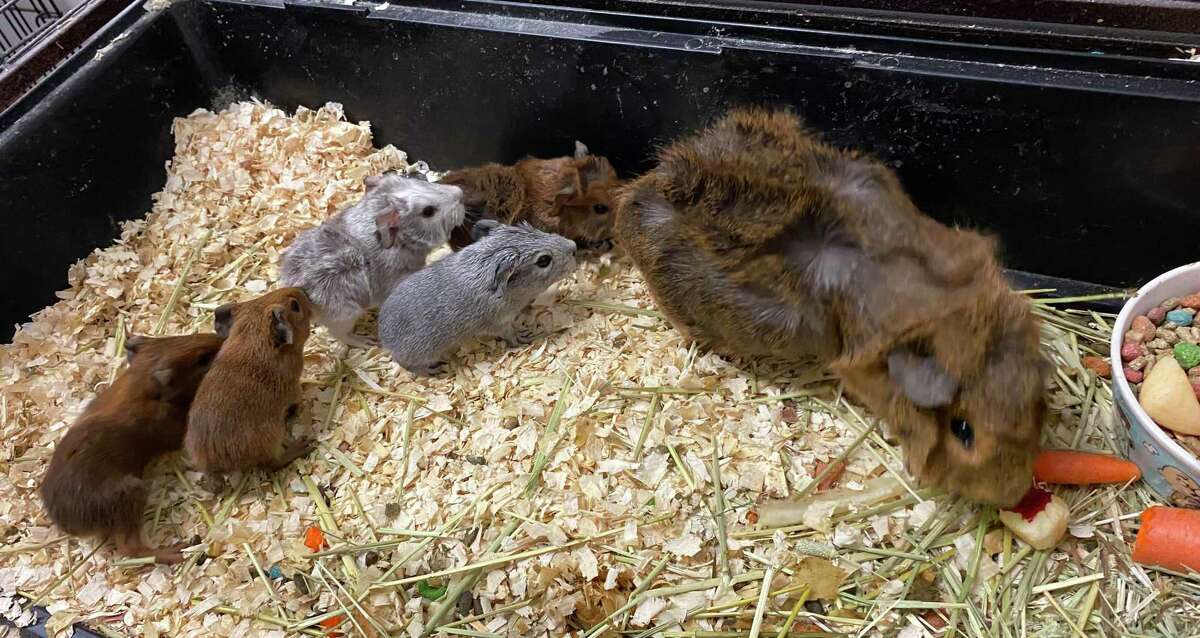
(185, 288, 314, 482)
(614, 107, 1047, 507)
(441, 141, 621, 250)
(40, 333, 224, 563)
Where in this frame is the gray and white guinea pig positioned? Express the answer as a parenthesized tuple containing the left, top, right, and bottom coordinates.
(614, 107, 1048, 508)
(378, 220, 577, 376)
(279, 174, 466, 348)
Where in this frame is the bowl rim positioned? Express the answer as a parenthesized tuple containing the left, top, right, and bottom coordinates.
(1110, 261, 1200, 475)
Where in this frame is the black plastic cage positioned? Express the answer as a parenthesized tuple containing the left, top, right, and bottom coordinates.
(3, 0, 1200, 634)
(1, 0, 1200, 339)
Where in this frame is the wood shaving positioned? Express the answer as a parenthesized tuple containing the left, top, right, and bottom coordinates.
(0, 101, 1196, 637)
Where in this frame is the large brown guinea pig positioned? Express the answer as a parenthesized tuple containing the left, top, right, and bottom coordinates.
(614, 107, 1047, 507)
(185, 287, 314, 482)
(442, 141, 621, 250)
(40, 333, 225, 563)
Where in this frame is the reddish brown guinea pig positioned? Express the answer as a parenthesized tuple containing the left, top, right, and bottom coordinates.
(40, 332, 224, 563)
(614, 107, 1047, 507)
(185, 288, 314, 482)
(442, 141, 621, 250)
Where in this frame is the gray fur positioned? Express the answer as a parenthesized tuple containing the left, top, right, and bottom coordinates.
(279, 174, 465, 347)
(887, 349, 959, 408)
(379, 221, 577, 376)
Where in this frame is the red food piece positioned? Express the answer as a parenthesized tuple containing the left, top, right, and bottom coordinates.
(746, 510, 759, 525)
(1008, 486, 1053, 522)
(321, 615, 345, 629)
(1148, 307, 1168, 325)
(1182, 294, 1200, 310)
(1121, 342, 1144, 362)
(1124, 368, 1144, 384)
(1081, 356, 1112, 379)
(921, 611, 948, 630)
(304, 526, 326, 552)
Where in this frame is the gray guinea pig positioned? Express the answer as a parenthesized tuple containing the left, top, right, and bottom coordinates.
(279, 174, 466, 348)
(378, 221, 577, 376)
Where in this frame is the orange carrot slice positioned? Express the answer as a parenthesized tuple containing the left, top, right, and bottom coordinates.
(1133, 507, 1200, 572)
(304, 526, 326, 552)
(1032, 450, 1141, 485)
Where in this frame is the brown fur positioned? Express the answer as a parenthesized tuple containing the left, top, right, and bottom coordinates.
(441, 148, 621, 249)
(185, 288, 314, 479)
(40, 333, 224, 563)
(615, 107, 1047, 506)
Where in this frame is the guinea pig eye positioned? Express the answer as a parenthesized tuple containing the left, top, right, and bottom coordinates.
(536, 254, 552, 268)
(421, 205, 437, 218)
(290, 299, 301, 313)
(593, 203, 609, 215)
(949, 418, 974, 449)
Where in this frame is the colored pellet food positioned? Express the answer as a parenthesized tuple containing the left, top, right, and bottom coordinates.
(1175, 342, 1200, 370)
(1120, 294, 1200, 449)
(1167, 309, 1196, 327)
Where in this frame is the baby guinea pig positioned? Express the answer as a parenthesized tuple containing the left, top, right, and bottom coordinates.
(441, 141, 620, 251)
(40, 333, 225, 563)
(279, 174, 466, 348)
(379, 220, 577, 376)
(614, 107, 1047, 507)
(185, 288, 314, 480)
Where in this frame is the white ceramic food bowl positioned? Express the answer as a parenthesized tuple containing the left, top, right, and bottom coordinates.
(1111, 263, 1200, 508)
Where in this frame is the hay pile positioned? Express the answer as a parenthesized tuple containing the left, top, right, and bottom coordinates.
(0, 102, 1196, 637)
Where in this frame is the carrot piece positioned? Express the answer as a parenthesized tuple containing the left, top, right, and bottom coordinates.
(814, 459, 846, 492)
(304, 525, 326, 552)
(1032, 449, 1141, 485)
(320, 615, 345, 629)
(1133, 506, 1200, 572)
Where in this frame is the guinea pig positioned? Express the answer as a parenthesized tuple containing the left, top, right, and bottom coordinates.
(378, 220, 577, 376)
(614, 107, 1047, 507)
(185, 288, 314, 481)
(40, 332, 224, 563)
(441, 141, 620, 251)
(279, 174, 466, 348)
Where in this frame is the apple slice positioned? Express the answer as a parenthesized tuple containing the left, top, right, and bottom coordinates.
(998, 486, 1069, 551)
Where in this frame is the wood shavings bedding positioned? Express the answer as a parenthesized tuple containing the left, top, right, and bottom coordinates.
(1, 102, 1195, 637)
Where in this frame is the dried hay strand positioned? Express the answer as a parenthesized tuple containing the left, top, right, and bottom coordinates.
(0, 101, 1196, 637)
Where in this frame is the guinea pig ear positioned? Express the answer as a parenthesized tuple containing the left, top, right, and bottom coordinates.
(887, 348, 958, 409)
(125, 334, 149, 363)
(579, 156, 612, 188)
(364, 175, 384, 190)
(374, 210, 402, 249)
(489, 250, 521, 293)
(151, 366, 173, 389)
(270, 307, 295, 347)
(214, 303, 238, 338)
(471, 219, 502, 241)
(554, 166, 580, 206)
(574, 140, 589, 159)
